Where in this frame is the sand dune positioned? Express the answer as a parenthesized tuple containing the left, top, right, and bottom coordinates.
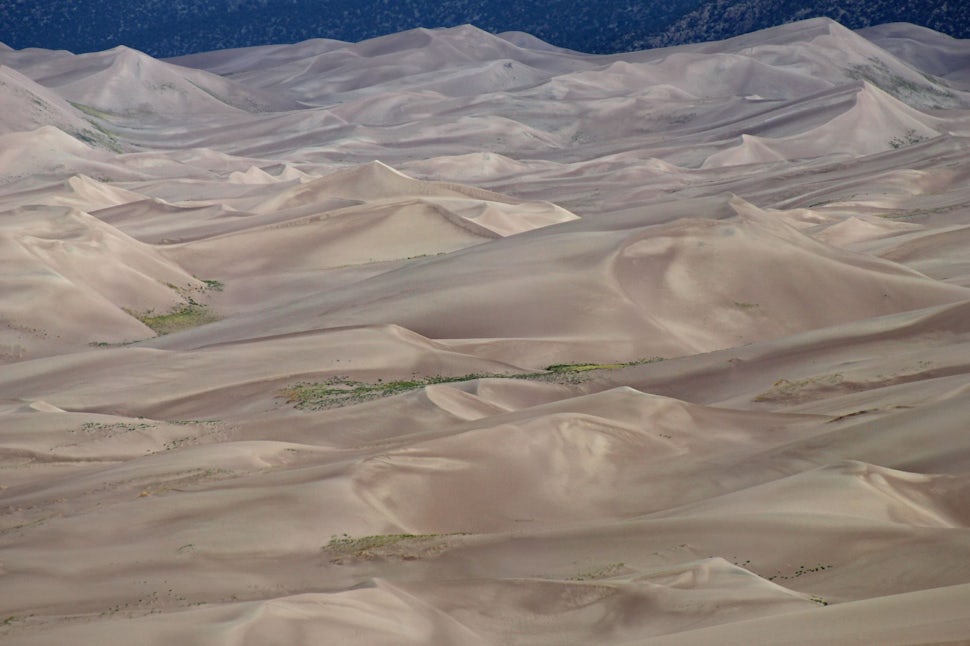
(635, 582, 970, 645)
(0, 324, 525, 418)
(876, 224, 970, 284)
(861, 22, 970, 89)
(5, 563, 828, 646)
(0, 126, 121, 188)
(159, 162, 577, 275)
(703, 83, 944, 167)
(645, 460, 970, 528)
(0, 204, 209, 358)
(2, 18, 970, 645)
(0, 66, 111, 143)
(166, 38, 350, 77)
(351, 387, 825, 532)
(276, 25, 590, 103)
(588, 297, 970, 406)
(161, 194, 970, 366)
(3, 45, 299, 116)
(50, 174, 147, 211)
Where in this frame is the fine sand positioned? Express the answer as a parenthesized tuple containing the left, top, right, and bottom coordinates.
(2, 17, 970, 644)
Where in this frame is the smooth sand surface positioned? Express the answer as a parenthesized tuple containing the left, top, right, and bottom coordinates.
(2, 17, 970, 644)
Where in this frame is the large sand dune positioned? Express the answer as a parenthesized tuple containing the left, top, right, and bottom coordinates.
(2, 16, 970, 644)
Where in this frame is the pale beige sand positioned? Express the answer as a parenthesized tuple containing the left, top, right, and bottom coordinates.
(2, 16, 970, 645)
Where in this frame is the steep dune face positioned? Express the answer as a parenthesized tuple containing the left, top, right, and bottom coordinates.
(2, 18, 970, 645)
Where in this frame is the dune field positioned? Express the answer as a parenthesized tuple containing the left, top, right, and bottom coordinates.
(2, 18, 970, 644)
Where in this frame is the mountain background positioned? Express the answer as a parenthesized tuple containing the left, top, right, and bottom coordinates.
(2, 0, 968, 57)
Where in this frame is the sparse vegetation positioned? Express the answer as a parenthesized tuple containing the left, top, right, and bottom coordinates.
(753, 373, 844, 403)
(136, 468, 231, 498)
(282, 357, 664, 410)
(128, 303, 219, 336)
(569, 562, 626, 581)
(282, 373, 502, 409)
(66, 102, 123, 151)
(69, 101, 112, 119)
(767, 563, 833, 582)
(847, 57, 956, 107)
(540, 357, 664, 374)
(200, 279, 224, 291)
(327, 533, 422, 553)
(888, 129, 928, 149)
(126, 278, 224, 336)
(169, 419, 221, 426)
(324, 532, 465, 562)
(826, 408, 877, 423)
(546, 357, 662, 373)
(80, 421, 156, 433)
(72, 129, 101, 145)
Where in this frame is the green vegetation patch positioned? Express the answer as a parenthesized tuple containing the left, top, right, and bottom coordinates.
(126, 279, 225, 336)
(325, 533, 465, 562)
(547, 362, 626, 373)
(282, 373, 501, 410)
(283, 357, 665, 410)
(130, 303, 220, 336)
(200, 279, 224, 291)
(546, 357, 662, 373)
(69, 101, 113, 119)
(79, 421, 156, 434)
(847, 57, 956, 106)
(67, 102, 123, 152)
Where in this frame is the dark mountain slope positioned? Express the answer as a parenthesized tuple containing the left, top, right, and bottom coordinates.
(1, 0, 967, 57)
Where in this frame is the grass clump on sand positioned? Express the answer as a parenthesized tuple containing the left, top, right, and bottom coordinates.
(545, 357, 663, 373)
(126, 278, 224, 336)
(200, 279, 224, 291)
(129, 303, 220, 336)
(281, 373, 500, 410)
(324, 533, 465, 562)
